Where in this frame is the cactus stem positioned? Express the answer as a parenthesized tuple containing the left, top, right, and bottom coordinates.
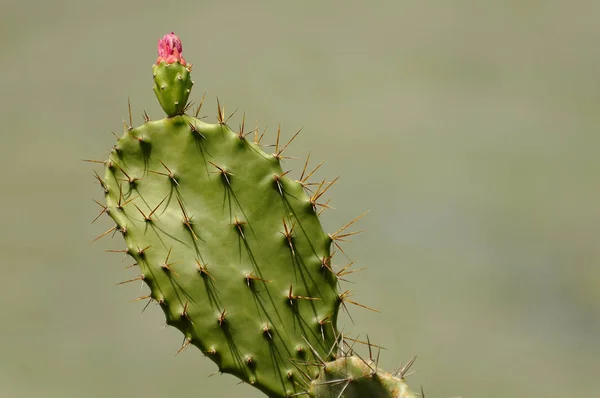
(116, 274, 144, 286)
(91, 225, 117, 242)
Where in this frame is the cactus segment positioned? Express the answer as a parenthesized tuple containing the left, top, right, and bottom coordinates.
(103, 115, 341, 397)
(92, 32, 419, 398)
(152, 61, 192, 117)
(309, 356, 417, 398)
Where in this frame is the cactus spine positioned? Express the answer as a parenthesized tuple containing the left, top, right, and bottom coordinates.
(90, 32, 418, 398)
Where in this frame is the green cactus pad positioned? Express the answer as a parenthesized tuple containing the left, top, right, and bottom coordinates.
(103, 115, 342, 397)
(152, 61, 192, 116)
(309, 356, 417, 398)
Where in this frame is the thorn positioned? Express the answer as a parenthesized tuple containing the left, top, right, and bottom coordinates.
(130, 295, 151, 302)
(343, 336, 386, 350)
(112, 161, 137, 185)
(311, 176, 340, 204)
(82, 159, 107, 165)
(137, 245, 151, 256)
(262, 323, 273, 339)
(281, 218, 296, 255)
(273, 171, 291, 195)
(142, 109, 150, 123)
(300, 336, 326, 367)
(253, 121, 260, 144)
(116, 275, 144, 285)
(216, 98, 225, 124)
(217, 308, 228, 326)
(274, 127, 302, 160)
(336, 261, 366, 278)
(183, 100, 194, 114)
(209, 161, 232, 185)
(275, 124, 281, 154)
(194, 91, 206, 118)
(188, 121, 206, 139)
(245, 272, 271, 287)
(320, 252, 335, 273)
(298, 153, 312, 183)
(177, 197, 198, 240)
(181, 300, 191, 321)
(300, 160, 325, 184)
(287, 284, 320, 305)
(317, 198, 334, 216)
(93, 171, 108, 193)
(196, 259, 215, 280)
(160, 247, 180, 275)
(237, 111, 246, 139)
(319, 313, 333, 342)
(127, 97, 133, 130)
(91, 199, 108, 223)
(233, 216, 246, 239)
(91, 225, 117, 242)
(176, 337, 191, 355)
(339, 290, 380, 313)
(395, 356, 418, 379)
(125, 262, 138, 269)
(329, 211, 368, 240)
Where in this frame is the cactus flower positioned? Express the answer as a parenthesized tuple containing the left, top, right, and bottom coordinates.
(156, 32, 186, 65)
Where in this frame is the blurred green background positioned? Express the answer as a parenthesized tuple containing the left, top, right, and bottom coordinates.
(2, 1, 599, 397)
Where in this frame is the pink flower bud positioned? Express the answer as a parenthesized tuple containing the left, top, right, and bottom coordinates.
(156, 32, 186, 65)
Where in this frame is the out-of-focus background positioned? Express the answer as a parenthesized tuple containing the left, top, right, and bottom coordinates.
(2, 1, 599, 397)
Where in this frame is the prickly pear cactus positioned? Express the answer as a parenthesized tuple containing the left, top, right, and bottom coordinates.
(89, 32, 418, 398)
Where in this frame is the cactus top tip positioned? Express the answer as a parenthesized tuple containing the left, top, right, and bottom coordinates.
(157, 32, 186, 66)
